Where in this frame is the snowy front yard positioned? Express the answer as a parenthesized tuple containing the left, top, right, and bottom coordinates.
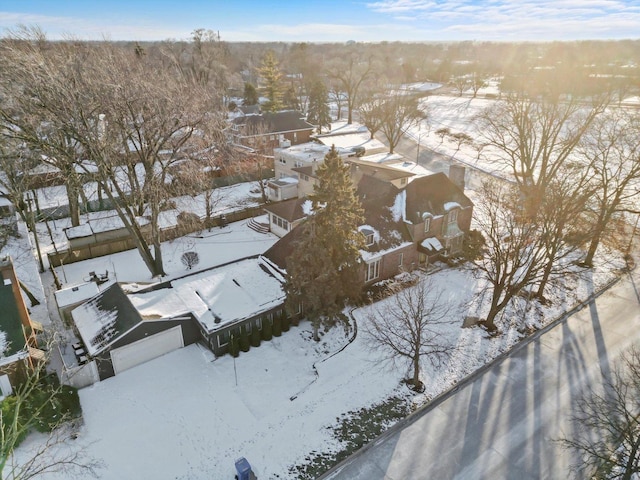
(16, 251, 625, 479)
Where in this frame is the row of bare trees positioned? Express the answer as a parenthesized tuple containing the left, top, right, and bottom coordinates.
(0, 28, 228, 278)
(473, 93, 640, 331)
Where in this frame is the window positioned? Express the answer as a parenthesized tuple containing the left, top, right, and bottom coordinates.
(254, 317, 262, 330)
(361, 228, 375, 246)
(272, 215, 289, 230)
(448, 209, 458, 224)
(424, 217, 431, 233)
(365, 233, 375, 246)
(398, 252, 404, 267)
(302, 174, 309, 181)
(400, 177, 407, 185)
(217, 330, 231, 348)
(366, 259, 381, 282)
(279, 157, 286, 165)
(294, 160, 303, 168)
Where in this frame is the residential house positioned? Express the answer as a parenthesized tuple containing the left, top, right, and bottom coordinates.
(68, 255, 290, 381)
(313, 120, 387, 156)
(228, 110, 315, 154)
(264, 166, 474, 287)
(0, 256, 44, 398)
(263, 197, 310, 238)
(71, 282, 200, 381)
(128, 256, 287, 357)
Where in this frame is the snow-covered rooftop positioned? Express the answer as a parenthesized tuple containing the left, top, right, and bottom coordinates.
(357, 152, 404, 165)
(54, 282, 100, 309)
(316, 120, 369, 137)
(420, 237, 444, 253)
(316, 132, 386, 154)
(129, 256, 285, 333)
(65, 215, 150, 240)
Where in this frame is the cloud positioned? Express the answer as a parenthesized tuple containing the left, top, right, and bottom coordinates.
(0, 11, 190, 41)
(365, 0, 640, 39)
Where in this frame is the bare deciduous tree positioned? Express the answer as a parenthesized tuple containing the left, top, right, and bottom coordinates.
(473, 180, 547, 332)
(579, 110, 640, 266)
(477, 93, 607, 214)
(558, 346, 640, 480)
(363, 275, 456, 391)
(328, 53, 374, 124)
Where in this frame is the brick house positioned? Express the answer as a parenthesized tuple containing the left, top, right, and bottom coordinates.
(264, 166, 474, 287)
(228, 111, 315, 154)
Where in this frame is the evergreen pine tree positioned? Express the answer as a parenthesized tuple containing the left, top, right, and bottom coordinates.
(284, 146, 365, 341)
(257, 51, 283, 112)
(243, 82, 259, 106)
(307, 79, 331, 134)
(283, 85, 300, 111)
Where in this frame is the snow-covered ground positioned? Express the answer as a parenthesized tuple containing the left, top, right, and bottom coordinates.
(14, 244, 624, 479)
(6, 90, 635, 479)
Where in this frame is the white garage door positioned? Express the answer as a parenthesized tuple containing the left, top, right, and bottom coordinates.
(111, 325, 184, 375)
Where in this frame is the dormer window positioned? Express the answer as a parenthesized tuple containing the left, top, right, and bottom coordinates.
(448, 209, 458, 224)
(365, 233, 375, 246)
(424, 216, 431, 233)
(360, 228, 375, 246)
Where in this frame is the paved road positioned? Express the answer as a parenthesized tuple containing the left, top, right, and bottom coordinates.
(320, 271, 640, 479)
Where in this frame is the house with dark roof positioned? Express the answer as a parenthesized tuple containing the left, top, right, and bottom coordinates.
(264, 167, 474, 287)
(0, 256, 44, 398)
(71, 283, 200, 380)
(228, 110, 315, 153)
(263, 197, 310, 237)
(68, 256, 292, 380)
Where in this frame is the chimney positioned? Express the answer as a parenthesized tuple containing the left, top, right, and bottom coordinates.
(449, 165, 466, 190)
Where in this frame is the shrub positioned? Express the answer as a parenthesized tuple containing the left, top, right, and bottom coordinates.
(273, 313, 282, 337)
(250, 324, 261, 348)
(282, 313, 291, 332)
(229, 333, 240, 357)
(239, 327, 250, 353)
(262, 318, 273, 341)
(1, 375, 82, 447)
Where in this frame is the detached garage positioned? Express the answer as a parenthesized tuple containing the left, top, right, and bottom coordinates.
(111, 325, 183, 375)
(71, 284, 199, 381)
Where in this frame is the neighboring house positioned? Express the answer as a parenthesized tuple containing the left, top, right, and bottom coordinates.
(54, 281, 100, 324)
(228, 110, 315, 153)
(264, 167, 474, 287)
(0, 256, 44, 398)
(313, 120, 387, 156)
(129, 256, 288, 357)
(263, 197, 310, 238)
(67, 256, 291, 381)
(271, 133, 432, 202)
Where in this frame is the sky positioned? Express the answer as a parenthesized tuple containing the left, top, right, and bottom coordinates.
(1, 0, 640, 43)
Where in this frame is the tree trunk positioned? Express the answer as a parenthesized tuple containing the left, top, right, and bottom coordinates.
(536, 258, 553, 300)
(584, 234, 601, 267)
(412, 354, 420, 387)
(65, 182, 80, 227)
(484, 289, 503, 332)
